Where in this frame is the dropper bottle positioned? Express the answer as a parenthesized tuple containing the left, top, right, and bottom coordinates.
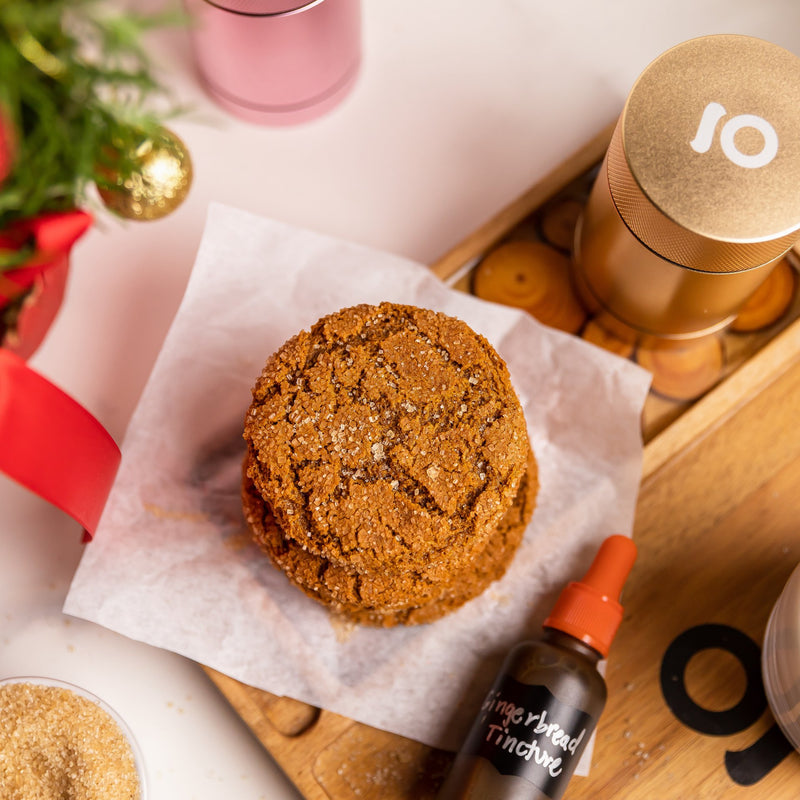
(436, 535, 637, 800)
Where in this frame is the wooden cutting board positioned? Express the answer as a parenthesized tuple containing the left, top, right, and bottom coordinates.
(203, 126, 800, 798)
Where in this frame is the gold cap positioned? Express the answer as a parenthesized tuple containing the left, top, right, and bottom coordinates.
(611, 34, 800, 273)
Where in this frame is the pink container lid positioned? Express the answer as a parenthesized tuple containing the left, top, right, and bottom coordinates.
(187, 0, 361, 125)
(199, 0, 327, 17)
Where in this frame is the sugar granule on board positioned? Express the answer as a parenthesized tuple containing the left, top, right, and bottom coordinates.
(0, 682, 141, 800)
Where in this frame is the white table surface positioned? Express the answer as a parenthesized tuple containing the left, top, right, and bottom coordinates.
(3, 2, 800, 798)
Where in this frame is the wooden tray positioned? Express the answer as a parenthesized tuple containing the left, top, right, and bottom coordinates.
(203, 125, 800, 798)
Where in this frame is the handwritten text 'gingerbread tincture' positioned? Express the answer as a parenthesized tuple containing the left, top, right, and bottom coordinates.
(437, 535, 637, 800)
(573, 35, 800, 343)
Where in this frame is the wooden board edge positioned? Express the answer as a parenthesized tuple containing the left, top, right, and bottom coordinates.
(641, 316, 800, 483)
(202, 665, 354, 800)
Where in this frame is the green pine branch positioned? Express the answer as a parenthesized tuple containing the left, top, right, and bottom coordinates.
(0, 0, 185, 242)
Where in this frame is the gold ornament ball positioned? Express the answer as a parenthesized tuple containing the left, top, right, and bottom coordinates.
(99, 128, 193, 221)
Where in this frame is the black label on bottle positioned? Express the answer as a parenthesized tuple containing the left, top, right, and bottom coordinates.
(461, 675, 595, 799)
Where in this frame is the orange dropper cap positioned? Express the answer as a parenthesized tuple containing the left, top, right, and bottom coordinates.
(543, 535, 637, 658)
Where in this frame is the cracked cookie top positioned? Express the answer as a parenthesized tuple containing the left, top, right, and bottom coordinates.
(243, 302, 529, 575)
(241, 447, 538, 626)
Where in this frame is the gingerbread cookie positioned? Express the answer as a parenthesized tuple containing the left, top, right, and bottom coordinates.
(242, 302, 535, 625)
(242, 449, 538, 626)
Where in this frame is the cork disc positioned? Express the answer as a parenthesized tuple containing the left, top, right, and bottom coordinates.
(539, 198, 584, 251)
(636, 335, 725, 401)
(472, 240, 587, 333)
(581, 319, 636, 359)
(730, 259, 797, 333)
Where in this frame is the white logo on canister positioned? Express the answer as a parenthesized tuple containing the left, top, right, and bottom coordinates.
(690, 102, 778, 169)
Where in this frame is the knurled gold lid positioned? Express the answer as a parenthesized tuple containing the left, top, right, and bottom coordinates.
(610, 34, 800, 273)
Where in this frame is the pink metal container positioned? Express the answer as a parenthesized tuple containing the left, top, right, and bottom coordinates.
(184, 0, 361, 125)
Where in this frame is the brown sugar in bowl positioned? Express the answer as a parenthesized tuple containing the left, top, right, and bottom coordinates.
(0, 676, 146, 800)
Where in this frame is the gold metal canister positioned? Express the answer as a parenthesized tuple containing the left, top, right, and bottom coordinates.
(573, 35, 800, 342)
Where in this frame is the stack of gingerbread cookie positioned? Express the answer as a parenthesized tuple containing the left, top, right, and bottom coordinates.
(242, 302, 538, 626)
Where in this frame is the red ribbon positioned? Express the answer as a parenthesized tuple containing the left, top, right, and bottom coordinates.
(0, 349, 121, 540)
(1, 210, 117, 540)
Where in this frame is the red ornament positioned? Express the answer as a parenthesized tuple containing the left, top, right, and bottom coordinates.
(0, 105, 16, 185)
(0, 210, 92, 358)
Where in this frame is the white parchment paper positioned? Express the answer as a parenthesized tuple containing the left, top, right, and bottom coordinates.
(64, 203, 651, 754)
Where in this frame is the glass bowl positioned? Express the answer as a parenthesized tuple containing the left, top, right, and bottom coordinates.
(0, 675, 147, 798)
